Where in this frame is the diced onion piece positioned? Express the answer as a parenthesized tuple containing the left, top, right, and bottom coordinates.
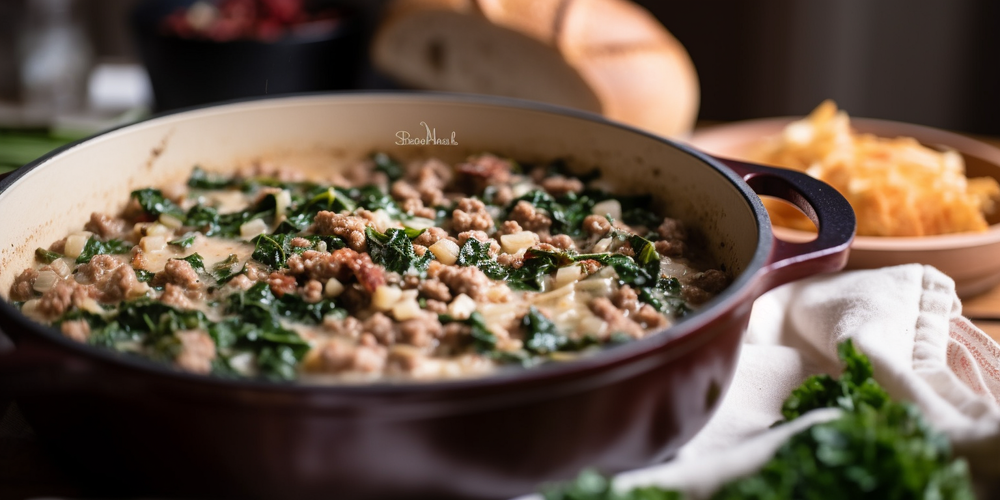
(554, 265, 583, 289)
(370, 209, 394, 233)
(371, 285, 402, 311)
(129, 282, 151, 299)
(392, 299, 421, 321)
(485, 286, 510, 302)
(576, 277, 614, 298)
(448, 294, 477, 320)
(228, 352, 255, 376)
(275, 190, 292, 218)
(315, 240, 328, 253)
(579, 316, 608, 337)
(240, 218, 268, 239)
(428, 239, 460, 265)
(50, 258, 71, 278)
(63, 232, 91, 259)
(405, 217, 436, 230)
(33, 270, 59, 293)
(78, 298, 104, 315)
(500, 232, 538, 254)
(532, 284, 575, 304)
(158, 213, 184, 229)
(140, 235, 166, 253)
(478, 302, 524, 326)
(591, 199, 622, 221)
(145, 223, 172, 237)
(21, 299, 41, 319)
(324, 278, 345, 298)
(511, 182, 533, 199)
(592, 237, 613, 253)
(595, 265, 618, 280)
(496, 337, 523, 352)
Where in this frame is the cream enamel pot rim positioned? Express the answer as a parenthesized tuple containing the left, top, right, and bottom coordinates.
(0, 92, 855, 500)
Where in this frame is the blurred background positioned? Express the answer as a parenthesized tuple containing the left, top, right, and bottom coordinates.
(1, 0, 999, 172)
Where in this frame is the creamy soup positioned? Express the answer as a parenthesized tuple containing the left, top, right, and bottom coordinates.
(8, 154, 728, 382)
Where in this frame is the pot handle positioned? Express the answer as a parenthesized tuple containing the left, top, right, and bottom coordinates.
(713, 156, 856, 292)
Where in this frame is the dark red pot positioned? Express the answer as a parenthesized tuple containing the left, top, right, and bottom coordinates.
(0, 93, 855, 499)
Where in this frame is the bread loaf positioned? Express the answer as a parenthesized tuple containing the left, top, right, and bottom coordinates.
(371, 0, 700, 138)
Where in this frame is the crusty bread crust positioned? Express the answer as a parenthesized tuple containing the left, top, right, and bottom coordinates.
(372, 0, 699, 138)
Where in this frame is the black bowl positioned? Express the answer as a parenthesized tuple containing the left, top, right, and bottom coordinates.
(131, 0, 364, 111)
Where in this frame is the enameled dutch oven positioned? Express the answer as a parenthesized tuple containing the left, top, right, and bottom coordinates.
(0, 93, 855, 499)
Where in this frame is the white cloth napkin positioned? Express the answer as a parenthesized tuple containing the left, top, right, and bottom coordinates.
(518, 264, 1000, 499)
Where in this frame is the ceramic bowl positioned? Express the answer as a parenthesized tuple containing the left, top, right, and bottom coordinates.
(690, 117, 1000, 298)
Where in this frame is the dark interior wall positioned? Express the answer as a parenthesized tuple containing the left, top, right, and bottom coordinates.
(637, 0, 996, 134)
(4, 0, 1000, 134)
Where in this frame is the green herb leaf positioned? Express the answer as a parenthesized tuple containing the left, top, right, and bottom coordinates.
(169, 232, 198, 248)
(187, 166, 236, 190)
(365, 226, 432, 275)
(131, 188, 186, 220)
(251, 234, 345, 269)
(508, 189, 599, 238)
(274, 293, 346, 324)
(175, 253, 207, 275)
(252, 234, 286, 269)
(184, 201, 275, 239)
(522, 306, 567, 354)
(439, 312, 502, 355)
(211, 254, 242, 284)
(781, 339, 891, 421)
(354, 185, 403, 218)
(456, 237, 508, 280)
(75, 237, 133, 264)
(542, 340, 974, 500)
(372, 152, 404, 182)
(506, 250, 565, 291)
(636, 277, 689, 318)
(542, 469, 682, 500)
(35, 247, 62, 264)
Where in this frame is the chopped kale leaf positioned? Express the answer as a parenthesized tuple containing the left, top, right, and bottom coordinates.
(456, 237, 508, 280)
(522, 306, 568, 354)
(506, 250, 565, 291)
(251, 234, 287, 269)
(75, 237, 133, 264)
(187, 166, 236, 190)
(135, 269, 155, 283)
(372, 151, 405, 182)
(635, 276, 688, 318)
(168, 232, 198, 248)
(364, 226, 432, 275)
(175, 253, 207, 275)
(211, 254, 242, 284)
(35, 247, 62, 264)
(183, 204, 268, 239)
(131, 188, 186, 220)
(439, 311, 497, 354)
